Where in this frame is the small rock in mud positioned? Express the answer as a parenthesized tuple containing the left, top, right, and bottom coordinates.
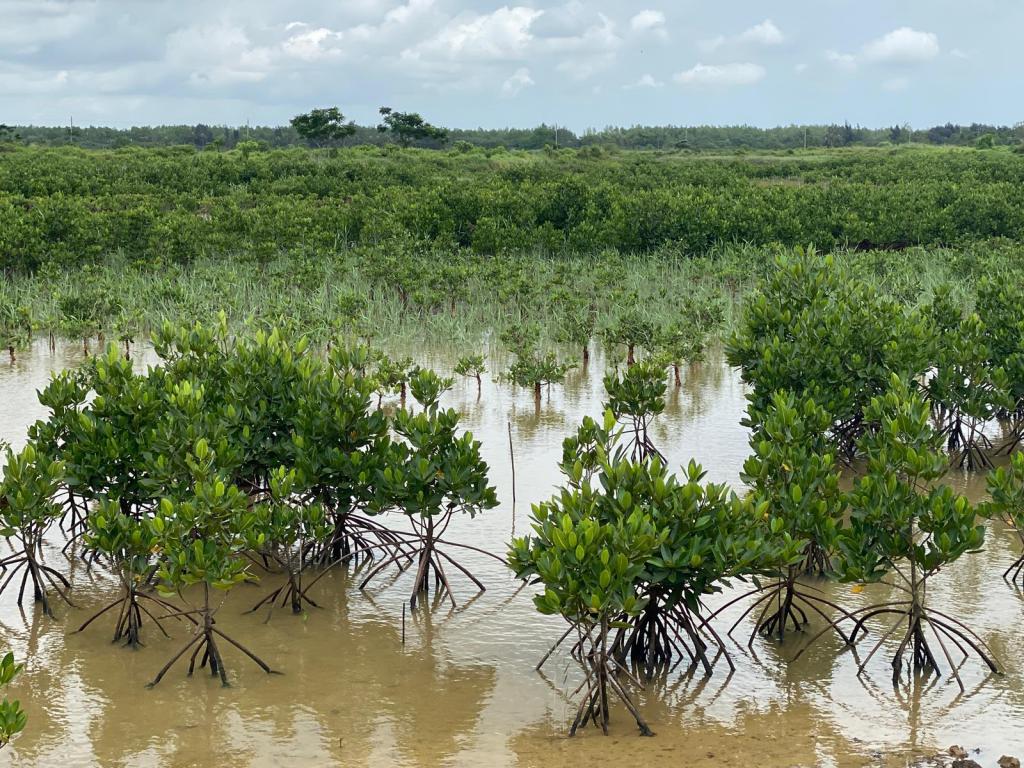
(948, 746, 969, 759)
(950, 760, 981, 768)
(998, 757, 1020, 768)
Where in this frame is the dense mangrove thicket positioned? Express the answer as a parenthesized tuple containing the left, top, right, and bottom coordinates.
(3, 147, 1024, 366)
(2, 145, 1024, 273)
(9, 120, 1024, 151)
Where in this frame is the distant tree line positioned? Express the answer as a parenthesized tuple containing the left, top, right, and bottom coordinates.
(4, 113, 1023, 151)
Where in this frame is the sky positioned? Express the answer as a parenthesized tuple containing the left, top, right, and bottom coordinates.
(2, 0, 1022, 131)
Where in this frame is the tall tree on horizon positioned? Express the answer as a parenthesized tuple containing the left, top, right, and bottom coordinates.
(290, 107, 357, 147)
(377, 107, 448, 147)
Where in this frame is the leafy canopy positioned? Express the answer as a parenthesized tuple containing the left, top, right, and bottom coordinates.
(290, 107, 356, 146)
(377, 107, 448, 147)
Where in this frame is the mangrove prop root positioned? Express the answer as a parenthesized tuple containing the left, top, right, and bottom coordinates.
(1005, 553, 1024, 585)
(845, 603, 1000, 687)
(247, 566, 321, 616)
(148, 623, 275, 688)
(569, 620, 654, 738)
(148, 586, 275, 687)
(611, 597, 729, 679)
(1002, 525, 1024, 585)
(708, 575, 852, 648)
(0, 553, 75, 618)
(248, 581, 320, 616)
(320, 513, 414, 568)
(77, 588, 180, 646)
(536, 624, 576, 671)
(358, 509, 486, 610)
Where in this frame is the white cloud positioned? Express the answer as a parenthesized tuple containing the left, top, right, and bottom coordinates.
(281, 25, 344, 62)
(825, 49, 858, 72)
(738, 19, 784, 46)
(626, 73, 663, 88)
(399, 4, 618, 84)
(950, 48, 970, 60)
(162, 3, 438, 88)
(402, 6, 541, 65)
(501, 66, 534, 96)
(700, 19, 783, 52)
(827, 27, 939, 73)
(345, 0, 437, 44)
(630, 10, 666, 38)
(674, 62, 765, 87)
(862, 27, 939, 64)
(384, 0, 434, 26)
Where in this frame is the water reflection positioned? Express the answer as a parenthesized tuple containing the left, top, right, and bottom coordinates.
(0, 340, 1022, 767)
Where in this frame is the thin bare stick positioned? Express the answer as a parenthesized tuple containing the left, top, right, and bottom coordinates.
(507, 421, 517, 505)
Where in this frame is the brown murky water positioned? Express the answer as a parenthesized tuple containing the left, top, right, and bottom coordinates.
(0, 340, 1022, 768)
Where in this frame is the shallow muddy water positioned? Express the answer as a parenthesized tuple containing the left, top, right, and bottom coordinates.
(0, 340, 1022, 768)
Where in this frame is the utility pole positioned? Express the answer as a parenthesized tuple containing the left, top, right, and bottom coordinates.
(804, 127, 808, 150)
(554, 124, 558, 148)
(69, 114, 74, 144)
